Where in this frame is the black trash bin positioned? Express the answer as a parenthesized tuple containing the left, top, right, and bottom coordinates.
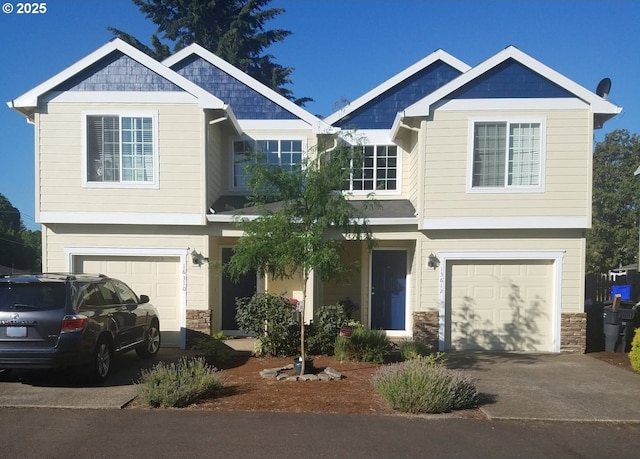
(603, 306, 638, 352)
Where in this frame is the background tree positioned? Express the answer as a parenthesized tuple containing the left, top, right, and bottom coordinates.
(226, 137, 375, 374)
(0, 193, 41, 271)
(587, 129, 640, 273)
(110, 0, 311, 105)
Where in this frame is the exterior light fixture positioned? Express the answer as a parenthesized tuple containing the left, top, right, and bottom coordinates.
(427, 253, 440, 270)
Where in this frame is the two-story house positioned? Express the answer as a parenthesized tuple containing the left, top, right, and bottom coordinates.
(9, 39, 620, 352)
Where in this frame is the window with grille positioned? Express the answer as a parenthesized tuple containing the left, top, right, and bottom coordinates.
(232, 138, 304, 188)
(472, 121, 541, 189)
(86, 113, 156, 185)
(345, 145, 398, 192)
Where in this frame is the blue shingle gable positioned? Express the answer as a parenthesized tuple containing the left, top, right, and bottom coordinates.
(332, 61, 462, 130)
(55, 52, 182, 92)
(449, 58, 574, 99)
(172, 55, 297, 120)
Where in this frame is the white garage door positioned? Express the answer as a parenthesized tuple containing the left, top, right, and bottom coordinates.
(75, 256, 181, 347)
(448, 260, 553, 352)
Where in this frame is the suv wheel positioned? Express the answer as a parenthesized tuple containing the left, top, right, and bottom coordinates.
(136, 320, 161, 358)
(89, 336, 113, 383)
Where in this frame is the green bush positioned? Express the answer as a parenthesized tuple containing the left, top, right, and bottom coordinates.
(191, 332, 231, 366)
(137, 357, 224, 408)
(235, 293, 299, 356)
(307, 303, 349, 355)
(629, 328, 640, 373)
(372, 358, 479, 414)
(399, 339, 434, 360)
(334, 324, 391, 363)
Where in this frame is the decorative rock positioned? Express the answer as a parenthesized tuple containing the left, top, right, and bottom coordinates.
(259, 369, 278, 379)
(300, 374, 319, 381)
(317, 372, 333, 381)
(276, 373, 289, 381)
(285, 376, 299, 381)
(324, 367, 343, 380)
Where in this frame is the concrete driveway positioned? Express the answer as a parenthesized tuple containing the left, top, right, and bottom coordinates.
(447, 352, 640, 422)
(0, 348, 190, 409)
(1, 345, 639, 422)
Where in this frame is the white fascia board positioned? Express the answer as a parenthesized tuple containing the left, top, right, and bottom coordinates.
(8, 38, 228, 112)
(404, 45, 622, 118)
(163, 44, 333, 133)
(40, 211, 204, 226)
(422, 216, 588, 230)
(324, 49, 471, 126)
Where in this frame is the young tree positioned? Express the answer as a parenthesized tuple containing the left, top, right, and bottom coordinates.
(0, 193, 41, 271)
(110, 0, 310, 104)
(226, 137, 375, 374)
(587, 129, 640, 273)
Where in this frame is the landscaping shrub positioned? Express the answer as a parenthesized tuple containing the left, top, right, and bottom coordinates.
(137, 357, 224, 408)
(307, 303, 349, 355)
(235, 293, 299, 356)
(399, 339, 434, 360)
(334, 324, 391, 363)
(629, 328, 640, 373)
(372, 358, 479, 414)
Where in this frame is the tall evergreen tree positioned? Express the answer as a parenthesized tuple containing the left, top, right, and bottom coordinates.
(0, 193, 41, 271)
(587, 129, 640, 273)
(110, 0, 310, 105)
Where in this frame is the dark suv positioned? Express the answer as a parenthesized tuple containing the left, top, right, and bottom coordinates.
(0, 273, 161, 382)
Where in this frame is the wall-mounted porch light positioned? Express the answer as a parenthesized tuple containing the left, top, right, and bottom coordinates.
(427, 253, 440, 270)
(191, 249, 209, 266)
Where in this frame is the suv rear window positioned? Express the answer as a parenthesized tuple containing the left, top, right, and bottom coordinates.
(0, 283, 67, 311)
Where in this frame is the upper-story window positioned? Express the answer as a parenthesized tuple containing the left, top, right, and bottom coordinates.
(471, 120, 543, 191)
(84, 112, 158, 187)
(232, 138, 304, 188)
(344, 145, 398, 192)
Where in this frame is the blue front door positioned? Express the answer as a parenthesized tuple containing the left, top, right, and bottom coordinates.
(371, 250, 407, 330)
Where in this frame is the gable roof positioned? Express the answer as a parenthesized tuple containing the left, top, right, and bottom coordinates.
(324, 49, 471, 128)
(163, 44, 333, 133)
(393, 45, 622, 137)
(8, 38, 241, 133)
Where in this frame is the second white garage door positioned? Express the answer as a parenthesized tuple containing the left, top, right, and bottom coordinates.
(75, 255, 182, 347)
(447, 260, 553, 352)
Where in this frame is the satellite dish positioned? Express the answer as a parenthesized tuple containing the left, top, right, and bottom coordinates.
(596, 78, 611, 99)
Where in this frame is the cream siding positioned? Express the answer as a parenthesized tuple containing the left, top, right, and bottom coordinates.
(423, 109, 591, 221)
(37, 102, 205, 216)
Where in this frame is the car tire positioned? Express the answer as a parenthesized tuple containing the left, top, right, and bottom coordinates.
(88, 336, 113, 383)
(136, 320, 161, 359)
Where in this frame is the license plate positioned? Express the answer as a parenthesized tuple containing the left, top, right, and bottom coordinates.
(6, 327, 27, 338)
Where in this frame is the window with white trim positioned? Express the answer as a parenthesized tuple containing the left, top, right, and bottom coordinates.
(344, 145, 398, 192)
(86, 113, 156, 184)
(232, 139, 303, 188)
(472, 121, 541, 189)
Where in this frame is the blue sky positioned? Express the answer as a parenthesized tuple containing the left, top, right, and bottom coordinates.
(0, 0, 637, 231)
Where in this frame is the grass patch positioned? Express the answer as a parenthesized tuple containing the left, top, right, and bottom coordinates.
(372, 358, 479, 414)
(137, 357, 224, 408)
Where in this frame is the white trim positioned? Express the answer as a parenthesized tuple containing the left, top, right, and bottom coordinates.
(81, 110, 160, 189)
(208, 215, 419, 226)
(466, 116, 546, 193)
(403, 45, 622, 119)
(64, 246, 189, 349)
(436, 249, 564, 352)
(237, 120, 318, 131)
(325, 49, 470, 125)
(9, 38, 227, 111)
(434, 98, 589, 111)
(40, 211, 203, 226)
(163, 44, 334, 133)
(369, 248, 412, 337)
(44, 91, 200, 105)
(422, 216, 588, 230)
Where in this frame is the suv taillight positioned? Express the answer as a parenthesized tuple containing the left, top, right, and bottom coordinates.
(61, 315, 88, 333)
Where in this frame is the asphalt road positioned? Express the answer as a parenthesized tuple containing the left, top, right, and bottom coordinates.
(1, 407, 639, 459)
